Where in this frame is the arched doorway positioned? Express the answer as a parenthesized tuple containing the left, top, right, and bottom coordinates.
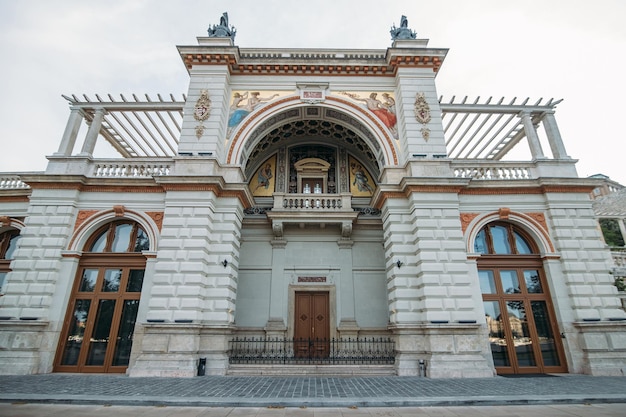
(475, 222, 567, 374)
(54, 220, 149, 373)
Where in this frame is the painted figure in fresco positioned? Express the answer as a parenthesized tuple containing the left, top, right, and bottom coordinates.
(352, 92, 398, 132)
(382, 92, 396, 114)
(228, 92, 249, 128)
(351, 163, 374, 194)
(246, 92, 279, 112)
(255, 163, 273, 191)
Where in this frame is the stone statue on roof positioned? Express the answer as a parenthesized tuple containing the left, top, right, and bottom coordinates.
(390, 15, 417, 41)
(208, 12, 236, 40)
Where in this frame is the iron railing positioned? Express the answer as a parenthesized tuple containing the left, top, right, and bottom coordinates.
(228, 337, 395, 365)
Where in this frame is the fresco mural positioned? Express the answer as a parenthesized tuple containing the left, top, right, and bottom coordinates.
(348, 156, 375, 197)
(228, 91, 283, 134)
(249, 155, 276, 197)
(340, 91, 398, 138)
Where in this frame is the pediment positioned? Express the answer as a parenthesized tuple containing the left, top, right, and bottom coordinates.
(294, 158, 330, 173)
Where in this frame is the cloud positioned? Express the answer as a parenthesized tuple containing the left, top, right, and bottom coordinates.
(0, 0, 625, 184)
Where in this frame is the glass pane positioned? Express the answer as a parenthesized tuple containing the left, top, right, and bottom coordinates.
(524, 270, 543, 293)
(506, 300, 536, 367)
(514, 231, 533, 254)
(78, 269, 99, 292)
(0, 272, 6, 291)
(531, 301, 560, 366)
(86, 299, 116, 366)
(483, 301, 510, 366)
(126, 270, 145, 292)
(111, 224, 132, 252)
(134, 227, 150, 252)
(500, 270, 520, 294)
(112, 299, 140, 366)
(102, 269, 122, 292)
(474, 229, 487, 254)
(60, 299, 91, 365)
(478, 270, 497, 294)
(5, 234, 20, 259)
(89, 229, 108, 252)
(490, 225, 512, 254)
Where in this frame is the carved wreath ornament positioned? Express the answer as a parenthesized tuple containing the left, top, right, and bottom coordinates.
(194, 89, 211, 138)
(414, 92, 431, 141)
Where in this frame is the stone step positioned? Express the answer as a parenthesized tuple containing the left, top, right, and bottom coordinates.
(226, 364, 397, 376)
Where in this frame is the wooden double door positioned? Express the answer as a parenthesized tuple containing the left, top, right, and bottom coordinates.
(294, 291, 330, 359)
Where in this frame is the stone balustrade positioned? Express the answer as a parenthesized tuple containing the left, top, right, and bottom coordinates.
(451, 162, 533, 180)
(272, 193, 353, 212)
(0, 175, 29, 190)
(91, 160, 171, 178)
(611, 249, 626, 268)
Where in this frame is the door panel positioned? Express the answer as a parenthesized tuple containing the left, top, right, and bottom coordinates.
(294, 292, 329, 359)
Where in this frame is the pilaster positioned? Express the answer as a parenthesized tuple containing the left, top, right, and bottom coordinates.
(382, 188, 493, 377)
(0, 187, 80, 374)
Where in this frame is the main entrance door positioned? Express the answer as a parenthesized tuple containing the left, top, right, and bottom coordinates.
(294, 291, 330, 359)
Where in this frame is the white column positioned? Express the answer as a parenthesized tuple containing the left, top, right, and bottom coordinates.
(79, 108, 106, 156)
(618, 219, 626, 246)
(55, 107, 83, 156)
(520, 111, 545, 159)
(542, 112, 569, 159)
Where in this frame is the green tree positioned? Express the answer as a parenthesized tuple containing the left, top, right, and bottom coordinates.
(599, 219, 625, 247)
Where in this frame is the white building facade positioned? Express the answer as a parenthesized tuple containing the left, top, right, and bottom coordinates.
(1, 16, 625, 378)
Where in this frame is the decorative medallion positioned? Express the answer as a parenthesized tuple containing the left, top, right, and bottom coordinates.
(193, 89, 211, 139)
(414, 92, 431, 141)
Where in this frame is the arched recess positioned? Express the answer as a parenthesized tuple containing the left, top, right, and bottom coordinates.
(227, 94, 399, 175)
(464, 210, 555, 255)
(54, 208, 158, 374)
(465, 211, 567, 375)
(67, 208, 160, 253)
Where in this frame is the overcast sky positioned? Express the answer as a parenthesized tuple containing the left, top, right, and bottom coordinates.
(1, 0, 625, 184)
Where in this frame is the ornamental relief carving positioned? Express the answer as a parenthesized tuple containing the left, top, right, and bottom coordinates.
(460, 213, 480, 233)
(414, 92, 431, 141)
(193, 89, 212, 139)
(74, 210, 99, 230)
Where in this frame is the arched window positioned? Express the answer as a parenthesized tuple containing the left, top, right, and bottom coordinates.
(475, 221, 567, 375)
(87, 221, 149, 253)
(55, 220, 149, 373)
(0, 228, 21, 292)
(474, 222, 535, 255)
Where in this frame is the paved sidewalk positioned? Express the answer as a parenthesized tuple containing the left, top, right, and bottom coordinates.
(0, 374, 625, 408)
(2, 403, 626, 417)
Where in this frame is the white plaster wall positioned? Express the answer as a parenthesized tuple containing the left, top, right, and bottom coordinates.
(235, 270, 271, 327)
(236, 223, 387, 331)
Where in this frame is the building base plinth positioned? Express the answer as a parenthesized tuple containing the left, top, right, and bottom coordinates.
(574, 321, 626, 376)
(0, 320, 49, 375)
(390, 322, 495, 378)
